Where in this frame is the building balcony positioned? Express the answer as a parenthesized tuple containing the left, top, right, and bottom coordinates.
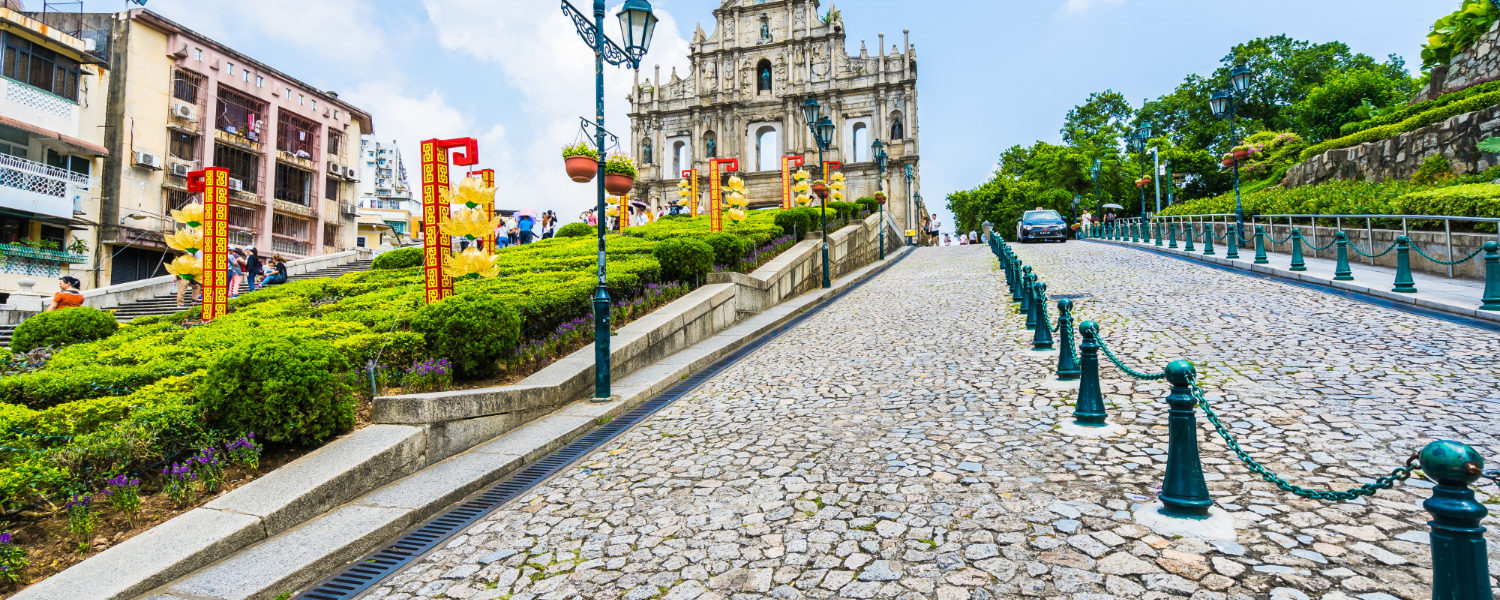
(271, 236, 310, 257)
(228, 228, 256, 247)
(273, 198, 316, 219)
(277, 150, 316, 171)
(215, 128, 263, 154)
(0, 77, 80, 135)
(0, 152, 91, 219)
(0, 242, 86, 264)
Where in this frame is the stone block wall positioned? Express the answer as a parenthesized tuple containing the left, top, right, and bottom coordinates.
(1414, 20, 1500, 103)
(1282, 104, 1500, 188)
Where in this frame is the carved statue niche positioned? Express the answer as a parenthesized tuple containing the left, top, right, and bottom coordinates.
(760, 15, 771, 43)
(723, 14, 736, 41)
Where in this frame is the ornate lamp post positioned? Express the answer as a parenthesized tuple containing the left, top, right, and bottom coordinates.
(1210, 64, 1254, 248)
(562, 0, 657, 402)
(1128, 122, 1151, 220)
(873, 138, 889, 259)
(1090, 158, 1101, 236)
(904, 163, 915, 246)
(802, 97, 836, 288)
(1071, 194, 1080, 240)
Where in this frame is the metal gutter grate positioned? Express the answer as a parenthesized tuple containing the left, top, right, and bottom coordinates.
(295, 250, 911, 600)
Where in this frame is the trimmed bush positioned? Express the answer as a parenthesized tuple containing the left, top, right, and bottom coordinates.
(855, 197, 879, 214)
(198, 333, 355, 446)
(828, 201, 859, 221)
(652, 238, 714, 283)
(557, 222, 593, 237)
(774, 208, 814, 236)
(701, 233, 748, 267)
(411, 294, 521, 380)
(1393, 183, 1500, 219)
(1300, 90, 1500, 161)
(12, 307, 118, 353)
(371, 247, 422, 270)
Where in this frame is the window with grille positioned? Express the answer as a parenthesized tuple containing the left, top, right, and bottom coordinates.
(166, 189, 193, 211)
(272, 213, 309, 238)
(172, 69, 202, 104)
(2, 33, 80, 101)
(274, 162, 313, 205)
(169, 130, 197, 161)
(215, 87, 265, 137)
(277, 113, 319, 158)
(323, 223, 338, 245)
(327, 130, 343, 156)
(212, 143, 259, 192)
(325, 177, 339, 201)
(228, 205, 257, 229)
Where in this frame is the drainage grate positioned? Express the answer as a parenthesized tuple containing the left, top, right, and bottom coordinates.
(296, 251, 911, 600)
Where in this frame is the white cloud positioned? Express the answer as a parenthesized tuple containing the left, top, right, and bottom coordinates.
(142, 0, 386, 66)
(344, 82, 473, 171)
(1062, 0, 1124, 14)
(418, 0, 692, 218)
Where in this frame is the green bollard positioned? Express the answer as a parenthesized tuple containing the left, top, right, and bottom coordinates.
(1481, 241, 1500, 311)
(1224, 225, 1241, 260)
(1011, 261, 1025, 303)
(1167, 221, 1178, 249)
(1201, 224, 1215, 255)
(1333, 232, 1354, 281)
(1131, 222, 1140, 243)
(1073, 321, 1107, 426)
(1253, 226, 1269, 264)
(1025, 277, 1040, 329)
(1416, 440, 1494, 600)
(1055, 299, 1080, 380)
(1159, 360, 1213, 518)
(1154, 221, 1163, 247)
(1393, 235, 1417, 293)
(1020, 268, 1034, 313)
(1184, 223, 1196, 252)
(1289, 228, 1307, 271)
(1143, 221, 1152, 244)
(1031, 282, 1053, 351)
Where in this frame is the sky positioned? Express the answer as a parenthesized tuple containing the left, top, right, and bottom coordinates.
(64, 0, 1441, 233)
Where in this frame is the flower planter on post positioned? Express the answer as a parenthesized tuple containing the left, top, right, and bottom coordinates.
(563, 143, 599, 183)
(603, 155, 638, 197)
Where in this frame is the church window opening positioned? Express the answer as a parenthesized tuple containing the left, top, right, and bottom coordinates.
(755, 126, 780, 172)
(851, 123, 869, 162)
(672, 140, 687, 173)
(757, 59, 772, 93)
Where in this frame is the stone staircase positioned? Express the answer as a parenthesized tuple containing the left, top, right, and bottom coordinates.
(0, 260, 373, 346)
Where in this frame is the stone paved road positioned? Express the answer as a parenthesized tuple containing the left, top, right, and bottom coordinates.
(359, 242, 1500, 600)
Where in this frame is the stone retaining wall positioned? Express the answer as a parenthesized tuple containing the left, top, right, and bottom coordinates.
(1414, 20, 1500, 103)
(1281, 104, 1500, 188)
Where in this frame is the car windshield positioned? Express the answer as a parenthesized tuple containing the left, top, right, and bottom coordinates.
(1023, 211, 1064, 223)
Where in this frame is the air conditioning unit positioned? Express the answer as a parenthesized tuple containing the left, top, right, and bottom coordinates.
(344, 166, 358, 180)
(228, 177, 245, 191)
(134, 151, 162, 170)
(327, 161, 341, 174)
(169, 163, 191, 177)
(173, 104, 196, 120)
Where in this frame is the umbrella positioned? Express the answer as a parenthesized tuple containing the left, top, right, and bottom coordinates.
(515, 209, 539, 218)
(631, 200, 650, 210)
(1100, 203, 1125, 210)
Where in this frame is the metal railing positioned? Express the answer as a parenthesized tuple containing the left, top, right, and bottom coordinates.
(271, 237, 311, 257)
(0, 152, 90, 201)
(1251, 213, 1500, 277)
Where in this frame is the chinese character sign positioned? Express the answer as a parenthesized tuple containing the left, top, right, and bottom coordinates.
(780, 156, 804, 210)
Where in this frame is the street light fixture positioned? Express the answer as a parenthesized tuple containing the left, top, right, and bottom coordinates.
(802, 99, 836, 288)
(1071, 194, 1080, 239)
(872, 138, 888, 259)
(1210, 63, 1255, 251)
(1089, 158, 1101, 236)
(562, 0, 656, 402)
(1128, 124, 1150, 220)
(904, 163, 915, 246)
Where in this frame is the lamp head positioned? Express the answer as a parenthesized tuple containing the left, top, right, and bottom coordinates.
(617, 0, 658, 63)
(1230, 64, 1252, 94)
(1209, 89, 1230, 118)
(816, 116, 835, 150)
(802, 97, 821, 126)
(872, 139, 888, 170)
(1139, 121, 1152, 140)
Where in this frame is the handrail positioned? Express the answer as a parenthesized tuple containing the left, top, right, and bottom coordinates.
(1158, 212, 1500, 225)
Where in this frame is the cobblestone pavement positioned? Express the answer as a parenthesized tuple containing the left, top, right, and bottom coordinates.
(358, 242, 1500, 600)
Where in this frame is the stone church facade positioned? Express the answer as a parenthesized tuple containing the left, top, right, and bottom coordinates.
(627, 0, 921, 232)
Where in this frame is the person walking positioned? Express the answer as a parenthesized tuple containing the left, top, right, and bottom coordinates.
(1080, 210, 1093, 237)
(227, 247, 245, 298)
(518, 213, 535, 244)
(244, 246, 263, 292)
(46, 276, 84, 311)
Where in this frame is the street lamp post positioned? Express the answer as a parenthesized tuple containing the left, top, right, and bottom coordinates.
(1128, 122, 1151, 220)
(873, 138, 889, 259)
(904, 163, 915, 246)
(562, 0, 657, 402)
(802, 97, 836, 288)
(1090, 158, 1101, 237)
(1071, 194, 1080, 240)
(1210, 64, 1254, 250)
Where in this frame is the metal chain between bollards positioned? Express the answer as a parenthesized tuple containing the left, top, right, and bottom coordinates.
(1304, 237, 1337, 251)
(1265, 232, 1293, 244)
(1060, 318, 1077, 367)
(1410, 242, 1486, 266)
(1190, 380, 1418, 501)
(1095, 336, 1167, 380)
(1349, 240, 1398, 259)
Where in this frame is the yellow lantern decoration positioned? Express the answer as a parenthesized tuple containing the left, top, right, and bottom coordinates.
(164, 229, 203, 254)
(440, 206, 500, 241)
(792, 169, 812, 207)
(676, 179, 692, 207)
(170, 203, 204, 229)
(164, 254, 203, 282)
(443, 246, 501, 280)
(724, 175, 748, 224)
(448, 175, 496, 210)
(829, 171, 846, 202)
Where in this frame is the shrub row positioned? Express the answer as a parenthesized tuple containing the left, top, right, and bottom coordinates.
(1300, 89, 1500, 161)
(1337, 80, 1500, 138)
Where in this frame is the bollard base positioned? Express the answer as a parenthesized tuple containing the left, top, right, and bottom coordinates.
(1058, 421, 1125, 438)
(1131, 503, 1237, 542)
(590, 395, 621, 404)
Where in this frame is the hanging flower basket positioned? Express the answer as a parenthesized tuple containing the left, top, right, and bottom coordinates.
(603, 154, 638, 196)
(874, 192, 886, 204)
(1222, 156, 1234, 167)
(810, 181, 829, 198)
(563, 143, 600, 183)
(1233, 148, 1251, 160)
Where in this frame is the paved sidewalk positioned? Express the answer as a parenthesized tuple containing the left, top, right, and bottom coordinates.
(356, 243, 1500, 600)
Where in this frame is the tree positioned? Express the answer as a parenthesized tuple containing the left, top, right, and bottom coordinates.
(1293, 67, 1416, 141)
(1062, 90, 1134, 149)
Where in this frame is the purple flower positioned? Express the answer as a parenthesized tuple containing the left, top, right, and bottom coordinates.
(0, 532, 11, 544)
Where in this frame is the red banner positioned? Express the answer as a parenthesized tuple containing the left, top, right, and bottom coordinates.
(189, 167, 229, 321)
(475, 168, 495, 251)
(681, 169, 698, 217)
(780, 156, 805, 210)
(421, 137, 479, 304)
(708, 159, 739, 233)
(619, 193, 630, 230)
(822, 160, 842, 180)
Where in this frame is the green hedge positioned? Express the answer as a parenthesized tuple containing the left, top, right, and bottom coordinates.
(702, 233, 748, 267)
(1301, 89, 1500, 161)
(412, 294, 520, 380)
(199, 334, 355, 445)
(1338, 80, 1500, 138)
(774, 208, 815, 236)
(371, 247, 422, 270)
(11, 307, 118, 353)
(556, 222, 593, 237)
(1158, 179, 1499, 231)
(652, 238, 713, 282)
